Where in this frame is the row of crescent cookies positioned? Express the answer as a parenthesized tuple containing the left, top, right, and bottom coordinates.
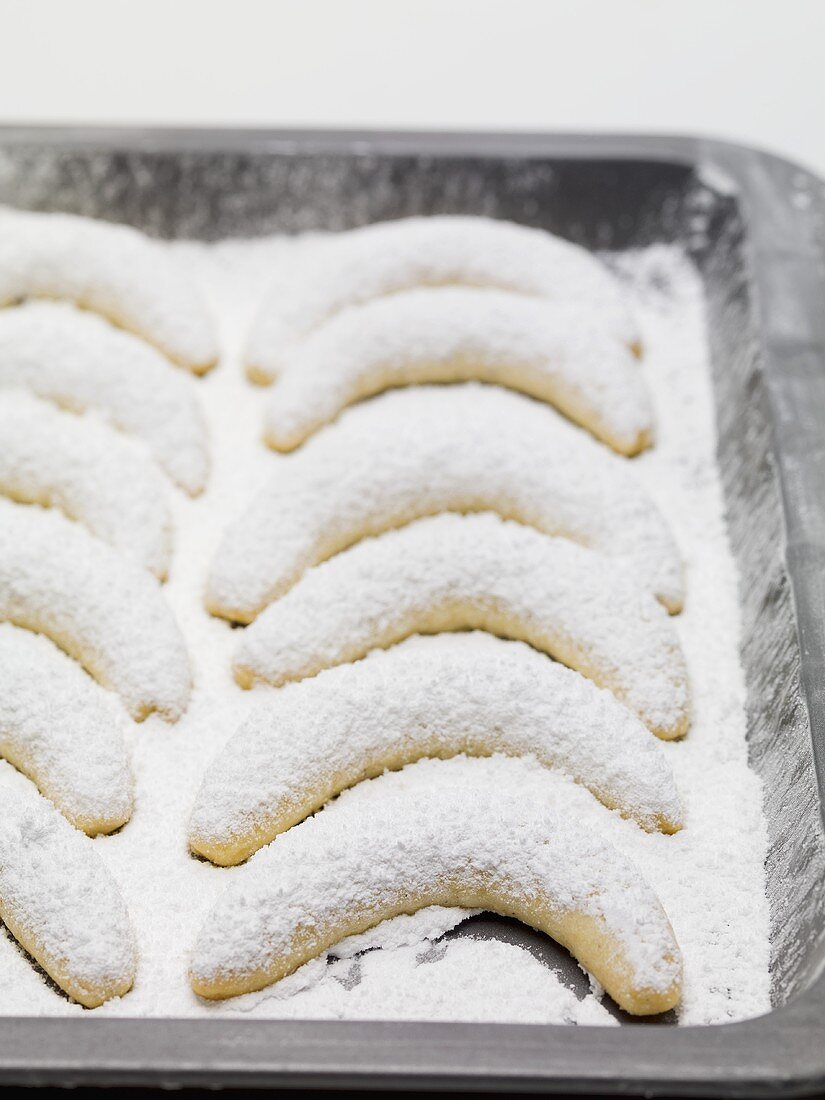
(192, 215, 689, 1019)
(0, 207, 216, 1006)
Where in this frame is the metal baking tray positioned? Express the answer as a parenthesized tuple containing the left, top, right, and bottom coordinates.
(0, 126, 824, 1096)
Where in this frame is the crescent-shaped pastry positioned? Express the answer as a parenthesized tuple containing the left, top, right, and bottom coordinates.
(263, 288, 652, 455)
(208, 385, 682, 624)
(0, 389, 173, 579)
(191, 633, 683, 866)
(244, 215, 640, 382)
(0, 772, 137, 1007)
(189, 775, 682, 1015)
(233, 514, 689, 739)
(0, 206, 218, 373)
(0, 302, 209, 494)
(0, 499, 191, 721)
(0, 623, 133, 834)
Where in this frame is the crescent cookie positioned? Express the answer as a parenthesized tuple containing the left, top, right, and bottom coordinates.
(0, 389, 173, 579)
(191, 633, 683, 866)
(0, 623, 133, 835)
(245, 215, 640, 382)
(0, 302, 209, 495)
(189, 773, 682, 1015)
(0, 772, 137, 1007)
(263, 288, 652, 456)
(208, 385, 683, 624)
(0, 206, 218, 373)
(0, 499, 191, 721)
(233, 513, 690, 740)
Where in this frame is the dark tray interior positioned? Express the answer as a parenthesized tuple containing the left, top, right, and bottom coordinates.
(0, 129, 824, 1094)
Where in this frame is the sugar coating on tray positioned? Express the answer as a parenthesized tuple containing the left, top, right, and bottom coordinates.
(264, 287, 652, 455)
(191, 632, 683, 866)
(0, 389, 173, 578)
(209, 385, 683, 624)
(189, 768, 682, 1016)
(0, 623, 133, 835)
(244, 215, 641, 381)
(0, 499, 191, 721)
(0, 770, 137, 1007)
(233, 513, 690, 739)
(0, 215, 770, 1028)
(0, 207, 219, 373)
(0, 302, 209, 494)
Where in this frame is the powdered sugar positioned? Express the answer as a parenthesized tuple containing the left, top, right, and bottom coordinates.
(201, 931, 617, 1026)
(190, 633, 682, 865)
(244, 215, 640, 380)
(0, 233, 770, 1026)
(263, 287, 652, 455)
(0, 207, 219, 372)
(0, 499, 191, 721)
(209, 383, 683, 622)
(233, 512, 689, 739)
(325, 905, 480, 960)
(0, 301, 209, 495)
(0, 622, 133, 834)
(0, 388, 173, 578)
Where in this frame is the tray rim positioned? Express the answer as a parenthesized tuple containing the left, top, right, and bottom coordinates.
(0, 125, 824, 1097)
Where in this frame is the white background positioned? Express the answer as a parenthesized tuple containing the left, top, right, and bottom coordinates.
(0, 0, 823, 177)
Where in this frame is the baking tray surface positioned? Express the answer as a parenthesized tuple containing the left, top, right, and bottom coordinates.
(0, 127, 824, 1096)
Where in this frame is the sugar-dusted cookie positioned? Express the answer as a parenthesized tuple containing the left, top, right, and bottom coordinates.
(0, 302, 209, 494)
(233, 513, 689, 739)
(0, 623, 133, 834)
(0, 499, 191, 721)
(264, 288, 651, 455)
(209, 386, 682, 624)
(189, 769, 682, 1015)
(245, 215, 640, 382)
(191, 633, 682, 866)
(0, 206, 218, 373)
(0, 770, 137, 1007)
(0, 389, 173, 578)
